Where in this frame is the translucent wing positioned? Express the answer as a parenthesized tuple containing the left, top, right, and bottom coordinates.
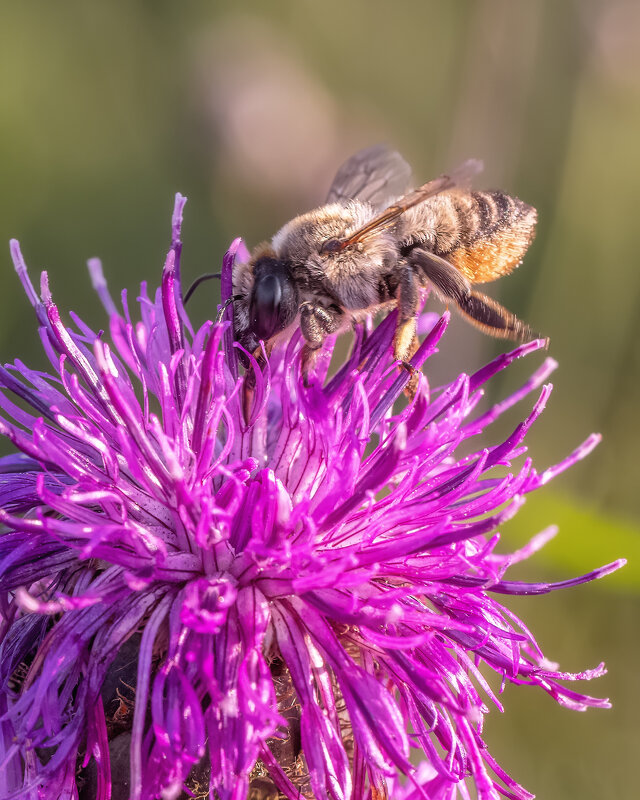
(326, 145, 412, 209)
(321, 158, 484, 254)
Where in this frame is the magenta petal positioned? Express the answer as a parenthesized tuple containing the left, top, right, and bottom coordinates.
(0, 206, 622, 800)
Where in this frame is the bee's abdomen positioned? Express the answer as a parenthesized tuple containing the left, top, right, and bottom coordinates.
(438, 190, 537, 284)
(466, 191, 527, 241)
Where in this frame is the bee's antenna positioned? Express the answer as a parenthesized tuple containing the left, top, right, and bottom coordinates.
(216, 294, 242, 324)
(183, 272, 222, 304)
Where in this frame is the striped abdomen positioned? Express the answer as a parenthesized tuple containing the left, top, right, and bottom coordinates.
(400, 189, 537, 285)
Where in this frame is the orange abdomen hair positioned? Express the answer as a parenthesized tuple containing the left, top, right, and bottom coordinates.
(441, 190, 537, 284)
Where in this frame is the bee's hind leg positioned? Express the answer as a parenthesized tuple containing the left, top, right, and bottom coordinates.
(299, 302, 344, 386)
(408, 247, 543, 343)
(455, 291, 543, 343)
(394, 263, 422, 397)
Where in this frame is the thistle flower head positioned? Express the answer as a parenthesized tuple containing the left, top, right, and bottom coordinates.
(0, 195, 623, 800)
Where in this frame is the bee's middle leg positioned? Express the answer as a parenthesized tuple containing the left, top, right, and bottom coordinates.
(299, 302, 343, 384)
(394, 264, 422, 396)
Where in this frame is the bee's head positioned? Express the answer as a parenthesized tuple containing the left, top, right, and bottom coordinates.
(247, 256, 299, 344)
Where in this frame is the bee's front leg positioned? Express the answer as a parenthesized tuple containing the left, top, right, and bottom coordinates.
(299, 302, 343, 385)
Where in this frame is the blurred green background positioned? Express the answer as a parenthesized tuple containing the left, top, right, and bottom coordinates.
(0, 1, 638, 797)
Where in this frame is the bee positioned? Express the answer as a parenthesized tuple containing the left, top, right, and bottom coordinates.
(203, 146, 541, 384)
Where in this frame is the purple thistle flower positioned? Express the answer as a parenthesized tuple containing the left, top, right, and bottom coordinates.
(0, 195, 623, 800)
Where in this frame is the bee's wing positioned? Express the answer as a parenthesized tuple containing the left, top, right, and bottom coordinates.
(327, 158, 483, 251)
(326, 145, 412, 209)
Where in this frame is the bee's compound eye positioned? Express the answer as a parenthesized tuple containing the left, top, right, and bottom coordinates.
(251, 274, 282, 341)
(320, 237, 342, 254)
(249, 257, 299, 343)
